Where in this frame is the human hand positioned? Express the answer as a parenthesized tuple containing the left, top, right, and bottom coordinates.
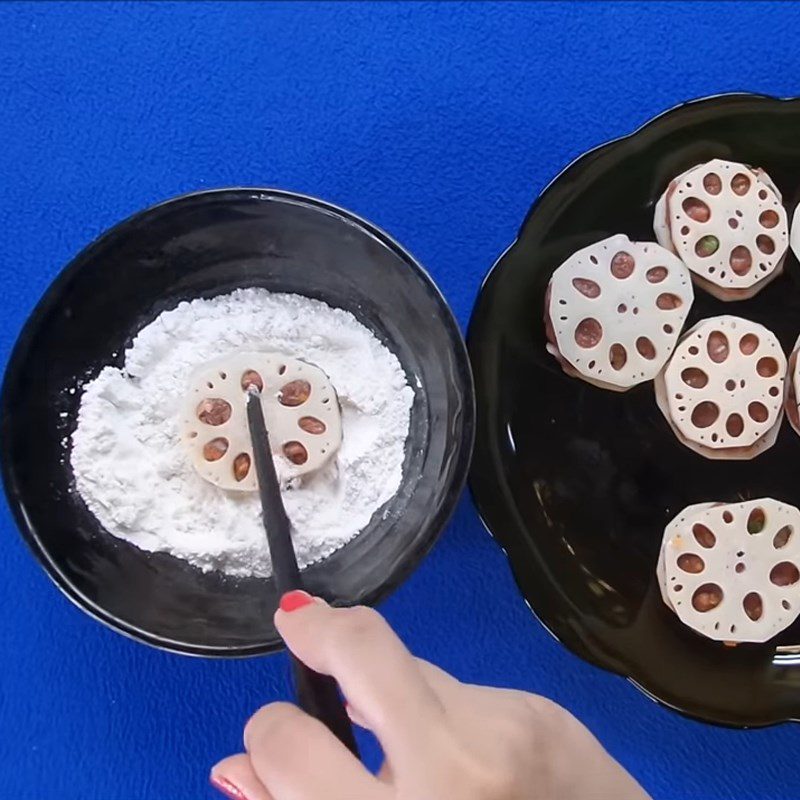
(211, 592, 649, 800)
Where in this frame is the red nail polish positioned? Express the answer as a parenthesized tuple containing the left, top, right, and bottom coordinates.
(280, 589, 314, 612)
(210, 774, 248, 800)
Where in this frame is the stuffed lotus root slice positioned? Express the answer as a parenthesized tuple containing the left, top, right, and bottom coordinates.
(656, 317, 786, 457)
(656, 160, 788, 299)
(660, 499, 800, 642)
(182, 351, 343, 490)
(545, 235, 693, 391)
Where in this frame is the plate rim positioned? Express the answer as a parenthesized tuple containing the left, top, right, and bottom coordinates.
(1, 187, 476, 658)
(467, 91, 800, 727)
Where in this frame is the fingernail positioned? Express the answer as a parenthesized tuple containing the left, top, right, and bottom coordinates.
(210, 773, 249, 800)
(279, 589, 314, 612)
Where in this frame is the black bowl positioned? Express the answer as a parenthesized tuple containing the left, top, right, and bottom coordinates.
(469, 93, 800, 727)
(1, 188, 474, 656)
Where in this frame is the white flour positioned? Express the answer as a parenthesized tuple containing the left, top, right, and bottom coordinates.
(71, 288, 414, 577)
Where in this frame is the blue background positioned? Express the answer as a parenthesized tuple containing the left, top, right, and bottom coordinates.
(1, 2, 800, 798)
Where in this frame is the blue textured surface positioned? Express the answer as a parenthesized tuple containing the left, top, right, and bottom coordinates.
(1, 2, 800, 798)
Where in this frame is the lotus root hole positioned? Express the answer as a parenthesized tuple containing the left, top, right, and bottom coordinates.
(188, 431, 198, 439)
(760, 210, 779, 229)
(233, 453, 251, 482)
(725, 413, 744, 437)
(774, 526, 793, 549)
(646, 266, 668, 283)
(703, 173, 722, 194)
(635, 337, 656, 360)
(663, 324, 673, 334)
(691, 401, 719, 429)
(728, 218, 739, 229)
(589, 255, 598, 264)
(783, 600, 791, 610)
(656, 293, 682, 310)
(279, 380, 312, 406)
(299, 416, 327, 435)
(729, 246, 752, 276)
(609, 344, 627, 371)
(723, 511, 734, 523)
(695, 235, 719, 258)
(747, 508, 766, 534)
(706, 331, 729, 363)
(682, 197, 710, 222)
(743, 592, 763, 621)
(206, 381, 214, 389)
(769, 386, 780, 397)
(725, 379, 736, 391)
(610, 251, 635, 279)
(692, 523, 716, 548)
(756, 235, 775, 255)
(241, 370, 264, 392)
(283, 441, 309, 465)
(574, 318, 603, 348)
(681, 226, 690, 236)
(278, 364, 287, 375)
(617, 303, 627, 314)
(692, 583, 723, 612)
(756, 357, 779, 378)
(748, 401, 769, 423)
(735, 562, 745, 574)
(688, 345, 699, 355)
(770, 562, 800, 586)
(731, 173, 751, 195)
(677, 553, 705, 574)
(197, 398, 233, 426)
(572, 277, 601, 298)
(203, 437, 229, 462)
(739, 333, 759, 355)
(219, 371, 227, 380)
(681, 367, 708, 388)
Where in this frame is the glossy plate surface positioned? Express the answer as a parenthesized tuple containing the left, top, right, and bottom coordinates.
(469, 94, 800, 726)
(1, 189, 474, 656)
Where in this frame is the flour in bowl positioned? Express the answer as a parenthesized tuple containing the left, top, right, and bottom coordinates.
(71, 288, 414, 577)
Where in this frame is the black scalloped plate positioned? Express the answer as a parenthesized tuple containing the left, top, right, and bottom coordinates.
(468, 94, 800, 727)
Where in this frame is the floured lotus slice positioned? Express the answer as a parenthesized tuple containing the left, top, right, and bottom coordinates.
(654, 159, 788, 301)
(544, 234, 693, 391)
(658, 499, 800, 643)
(181, 352, 342, 491)
(785, 334, 800, 437)
(654, 316, 786, 460)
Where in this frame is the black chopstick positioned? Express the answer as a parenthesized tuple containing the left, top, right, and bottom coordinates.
(245, 391, 359, 758)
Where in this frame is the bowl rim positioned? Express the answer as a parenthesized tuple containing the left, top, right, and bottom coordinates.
(467, 91, 800, 727)
(1, 186, 476, 658)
